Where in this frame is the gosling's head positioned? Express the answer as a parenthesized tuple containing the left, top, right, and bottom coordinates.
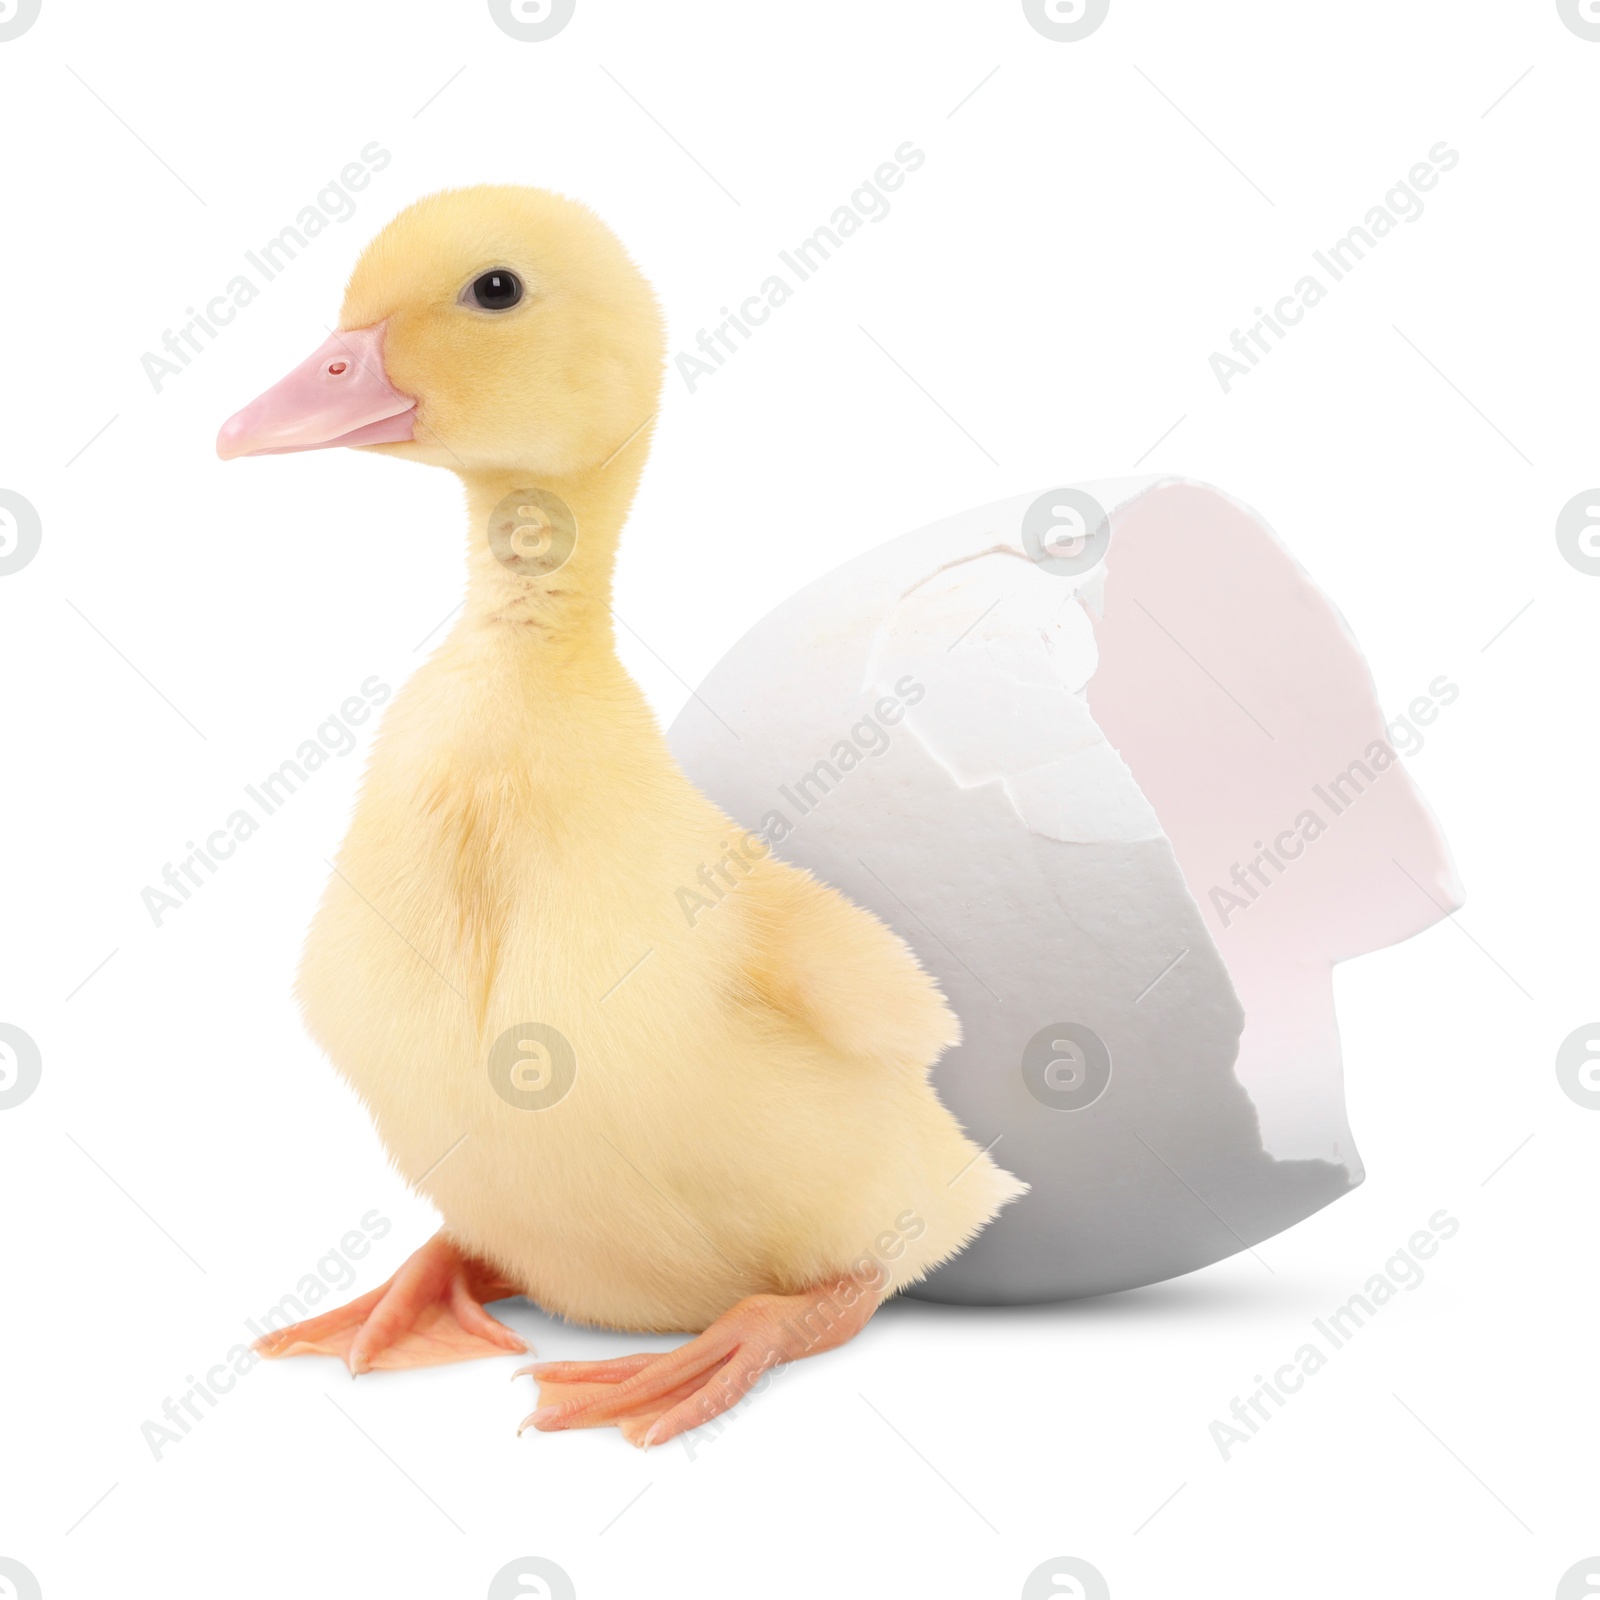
(217, 185, 664, 479)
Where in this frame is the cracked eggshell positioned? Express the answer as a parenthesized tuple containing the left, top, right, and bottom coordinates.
(669, 479, 1460, 1303)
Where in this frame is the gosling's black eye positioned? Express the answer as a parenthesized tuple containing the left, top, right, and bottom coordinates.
(466, 269, 523, 311)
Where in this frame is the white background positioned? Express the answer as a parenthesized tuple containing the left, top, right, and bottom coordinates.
(1, 2, 1596, 1597)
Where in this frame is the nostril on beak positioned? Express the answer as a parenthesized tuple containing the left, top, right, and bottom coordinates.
(327, 360, 349, 376)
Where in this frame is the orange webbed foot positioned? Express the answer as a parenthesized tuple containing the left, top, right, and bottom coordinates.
(517, 1274, 882, 1449)
(254, 1230, 528, 1375)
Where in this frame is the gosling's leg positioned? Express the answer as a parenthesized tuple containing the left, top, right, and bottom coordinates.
(254, 1230, 527, 1375)
(518, 1274, 882, 1449)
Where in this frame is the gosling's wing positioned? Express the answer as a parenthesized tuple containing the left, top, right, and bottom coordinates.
(733, 854, 959, 1075)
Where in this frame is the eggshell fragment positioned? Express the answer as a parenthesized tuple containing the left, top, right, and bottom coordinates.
(669, 479, 1460, 1302)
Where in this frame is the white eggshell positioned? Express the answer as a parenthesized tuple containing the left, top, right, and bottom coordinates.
(669, 479, 1460, 1302)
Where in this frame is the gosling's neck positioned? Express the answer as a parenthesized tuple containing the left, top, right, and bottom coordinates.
(453, 452, 646, 670)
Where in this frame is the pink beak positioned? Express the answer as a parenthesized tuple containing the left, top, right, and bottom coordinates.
(216, 323, 416, 460)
